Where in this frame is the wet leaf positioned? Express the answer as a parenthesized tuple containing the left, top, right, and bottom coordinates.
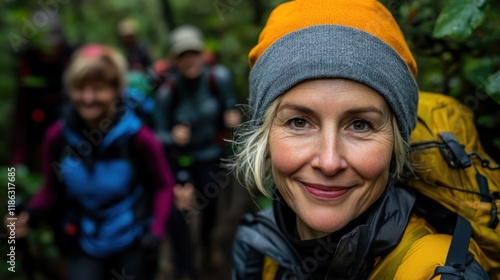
(485, 71, 500, 104)
(433, 0, 489, 38)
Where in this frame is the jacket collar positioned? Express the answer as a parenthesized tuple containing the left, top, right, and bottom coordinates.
(62, 104, 142, 153)
(326, 183, 415, 279)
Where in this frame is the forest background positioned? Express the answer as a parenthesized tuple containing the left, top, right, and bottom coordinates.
(0, 0, 499, 279)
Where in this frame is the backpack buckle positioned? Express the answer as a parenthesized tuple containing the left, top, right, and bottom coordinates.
(439, 132, 471, 168)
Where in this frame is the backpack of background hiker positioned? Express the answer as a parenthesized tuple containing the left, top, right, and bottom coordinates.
(406, 91, 500, 279)
(151, 51, 228, 142)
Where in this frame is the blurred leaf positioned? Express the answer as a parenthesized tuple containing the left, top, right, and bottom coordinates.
(12, 165, 43, 196)
(205, 38, 220, 53)
(40, 230, 54, 244)
(494, 138, 500, 150)
(462, 56, 494, 87)
(415, 57, 445, 93)
(476, 114, 496, 128)
(433, 0, 489, 38)
(485, 71, 500, 104)
(448, 77, 463, 97)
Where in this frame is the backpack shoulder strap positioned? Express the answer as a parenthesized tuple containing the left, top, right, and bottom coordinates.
(433, 215, 472, 280)
(207, 65, 219, 98)
(161, 71, 180, 124)
(371, 215, 472, 280)
(164, 74, 179, 106)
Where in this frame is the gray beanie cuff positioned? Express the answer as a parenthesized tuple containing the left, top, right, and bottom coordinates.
(249, 25, 418, 142)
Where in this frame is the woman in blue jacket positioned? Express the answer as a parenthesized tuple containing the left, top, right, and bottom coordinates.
(11, 44, 175, 280)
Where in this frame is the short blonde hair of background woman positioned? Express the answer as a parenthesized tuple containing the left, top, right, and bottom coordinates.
(64, 44, 128, 93)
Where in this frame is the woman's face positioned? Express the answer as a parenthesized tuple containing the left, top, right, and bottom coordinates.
(70, 80, 119, 125)
(269, 79, 394, 240)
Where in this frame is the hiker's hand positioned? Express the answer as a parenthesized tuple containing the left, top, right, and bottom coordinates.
(172, 124, 191, 146)
(4, 211, 30, 238)
(224, 109, 241, 129)
(174, 182, 194, 210)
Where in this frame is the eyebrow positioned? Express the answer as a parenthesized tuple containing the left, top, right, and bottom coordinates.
(342, 106, 384, 117)
(277, 104, 314, 114)
(278, 104, 385, 117)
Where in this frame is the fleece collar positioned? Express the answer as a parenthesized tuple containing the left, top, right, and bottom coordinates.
(62, 105, 142, 153)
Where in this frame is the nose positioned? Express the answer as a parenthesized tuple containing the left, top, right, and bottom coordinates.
(80, 87, 96, 104)
(310, 130, 347, 176)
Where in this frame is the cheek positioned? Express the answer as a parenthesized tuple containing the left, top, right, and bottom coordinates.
(269, 130, 315, 201)
(269, 131, 305, 178)
(350, 137, 393, 181)
(100, 90, 120, 106)
(269, 139, 290, 176)
(195, 58, 204, 69)
(177, 61, 188, 71)
(69, 91, 81, 104)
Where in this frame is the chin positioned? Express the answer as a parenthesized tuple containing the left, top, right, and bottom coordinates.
(298, 207, 350, 237)
(78, 112, 103, 123)
(184, 70, 201, 79)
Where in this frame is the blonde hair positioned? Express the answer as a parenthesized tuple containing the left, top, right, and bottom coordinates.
(228, 97, 412, 198)
(64, 44, 127, 92)
(228, 100, 280, 198)
(391, 115, 412, 181)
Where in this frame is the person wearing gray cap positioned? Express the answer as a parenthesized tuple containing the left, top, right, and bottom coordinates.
(154, 25, 241, 278)
(228, 0, 489, 279)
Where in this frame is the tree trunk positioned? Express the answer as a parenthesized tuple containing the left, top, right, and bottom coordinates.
(160, 0, 176, 31)
(253, 0, 265, 25)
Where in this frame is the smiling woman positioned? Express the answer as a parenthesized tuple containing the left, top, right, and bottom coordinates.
(229, 0, 490, 279)
(269, 79, 394, 240)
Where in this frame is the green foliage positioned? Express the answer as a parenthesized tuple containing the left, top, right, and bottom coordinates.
(433, 0, 489, 38)
(485, 71, 500, 103)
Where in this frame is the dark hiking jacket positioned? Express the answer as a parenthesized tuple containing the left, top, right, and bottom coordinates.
(232, 184, 488, 279)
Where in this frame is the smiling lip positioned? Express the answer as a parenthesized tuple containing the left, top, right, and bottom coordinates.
(302, 183, 351, 200)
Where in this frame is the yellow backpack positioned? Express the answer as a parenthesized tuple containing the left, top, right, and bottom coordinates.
(406, 92, 500, 279)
